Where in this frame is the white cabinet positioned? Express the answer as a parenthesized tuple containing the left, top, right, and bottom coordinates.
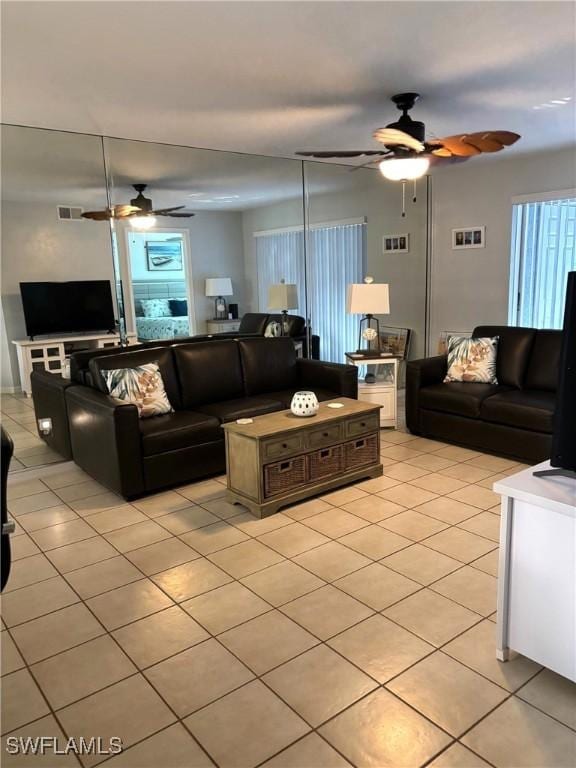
(494, 462, 576, 681)
(346, 355, 398, 428)
(13, 333, 137, 396)
(206, 319, 241, 333)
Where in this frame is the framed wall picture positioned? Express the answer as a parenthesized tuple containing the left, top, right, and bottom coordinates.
(383, 234, 409, 253)
(452, 226, 485, 249)
(146, 240, 184, 271)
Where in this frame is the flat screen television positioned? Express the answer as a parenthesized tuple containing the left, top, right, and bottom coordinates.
(534, 270, 576, 479)
(20, 281, 116, 339)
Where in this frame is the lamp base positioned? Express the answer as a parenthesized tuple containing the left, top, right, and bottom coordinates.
(214, 296, 228, 320)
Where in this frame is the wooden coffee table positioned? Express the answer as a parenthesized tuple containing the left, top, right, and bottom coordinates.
(222, 397, 383, 518)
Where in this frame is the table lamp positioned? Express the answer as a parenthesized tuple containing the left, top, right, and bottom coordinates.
(206, 278, 233, 320)
(346, 276, 390, 356)
(268, 279, 298, 335)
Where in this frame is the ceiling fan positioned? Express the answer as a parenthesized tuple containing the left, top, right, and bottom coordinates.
(296, 93, 520, 212)
(82, 184, 196, 226)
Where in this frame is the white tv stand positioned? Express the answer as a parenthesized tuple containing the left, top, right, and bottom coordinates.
(494, 461, 576, 682)
(13, 332, 137, 396)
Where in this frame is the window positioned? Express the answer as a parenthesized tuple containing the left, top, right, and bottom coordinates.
(509, 194, 576, 328)
(255, 220, 366, 362)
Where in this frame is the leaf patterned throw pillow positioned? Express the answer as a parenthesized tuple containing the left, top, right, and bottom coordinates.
(444, 336, 499, 384)
(102, 363, 173, 418)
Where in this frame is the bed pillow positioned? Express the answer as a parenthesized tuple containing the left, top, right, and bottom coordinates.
(140, 298, 171, 318)
(102, 363, 173, 418)
(444, 336, 499, 384)
(169, 298, 188, 317)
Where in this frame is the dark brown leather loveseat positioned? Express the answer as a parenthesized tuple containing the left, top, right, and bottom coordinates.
(66, 337, 357, 498)
(406, 325, 561, 463)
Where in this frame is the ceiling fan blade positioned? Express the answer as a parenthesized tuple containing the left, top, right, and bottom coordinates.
(295, 150, 388, 158)
(151, 206, 186, 215)
(431, 135, 482, 157)
(428, 154, 470, 167)
(113, 204, 142, 217)
(373, 128, 425, 153)
(158, 212, 195, 218)
(488, 131, 521, 146)
(82, 209, 112, 221)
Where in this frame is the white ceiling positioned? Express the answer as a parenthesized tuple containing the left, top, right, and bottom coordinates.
(2, 1, 575, 159)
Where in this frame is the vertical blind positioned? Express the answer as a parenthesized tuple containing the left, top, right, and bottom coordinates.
(307, 222, 365, 363)
(255, 221, 366, 362)
(509, 197, 576, 328)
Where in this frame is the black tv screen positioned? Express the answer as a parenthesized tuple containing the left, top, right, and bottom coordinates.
(20, 281, 116, 338)
(550, 271, 576, 472)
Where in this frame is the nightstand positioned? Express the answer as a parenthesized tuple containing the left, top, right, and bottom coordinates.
(206, 319, 241, 333)
(345, 353, 399, 428)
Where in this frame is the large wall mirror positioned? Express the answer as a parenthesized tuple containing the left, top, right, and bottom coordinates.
(1, 125, 113, 469)
(1, 124, 430, 471)
(102, 137, 306, 345)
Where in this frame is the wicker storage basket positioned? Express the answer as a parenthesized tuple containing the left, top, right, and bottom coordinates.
(264, 455, 308, 497)
(309, 444, 343, 481)
(344, 434, 378, 469)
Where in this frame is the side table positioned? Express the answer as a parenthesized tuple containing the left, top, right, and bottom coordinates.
(345, 353, 398, 428)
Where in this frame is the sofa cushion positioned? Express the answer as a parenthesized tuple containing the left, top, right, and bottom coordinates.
(139, 411, 222, 456)
(420, 382, 507, 419)
(524, 330, 562, 391)
(265, 388, 340, 409)
(89, 347, 182, 409)
(239, 338, 298, 396)
(238, 313, 270, 335)
(480, 390, 556, 434)
(473, 326, 536, 388)
(173, 340, 244, 408)
(197, 396, 283, 423)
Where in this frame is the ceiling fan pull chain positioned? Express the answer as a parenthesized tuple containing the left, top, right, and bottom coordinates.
(401, 180, 406, 218)
(413, 179, 417, 203)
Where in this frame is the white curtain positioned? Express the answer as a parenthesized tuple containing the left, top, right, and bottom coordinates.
(307, 222, 366, 362)
(509, 198, 576, 328)
(255, 229, 306, 316)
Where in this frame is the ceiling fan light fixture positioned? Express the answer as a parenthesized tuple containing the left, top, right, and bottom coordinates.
(378, 156, 430, 181)
(130, 215, 157, 230)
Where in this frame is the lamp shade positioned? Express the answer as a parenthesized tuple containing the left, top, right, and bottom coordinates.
(346, 282, 390, 315)
(205, 278, 233, 297)
(268, 283, 298, 310)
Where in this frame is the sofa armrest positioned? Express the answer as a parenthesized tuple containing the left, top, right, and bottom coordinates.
(66, 386, 145, 498)
(405, 355, 447, 434)
(30, 371, 74, 459)
(296, 359, 358, 399)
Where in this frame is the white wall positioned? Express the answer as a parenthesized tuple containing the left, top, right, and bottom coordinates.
(429, 147, 576, 350)
(1, 200, 115, 389)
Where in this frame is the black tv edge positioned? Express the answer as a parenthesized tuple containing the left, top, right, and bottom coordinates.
(534, 270, 576, 480)
(20, 281, 116, 341)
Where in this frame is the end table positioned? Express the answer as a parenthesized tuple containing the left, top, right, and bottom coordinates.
(345, 353, 399, 428)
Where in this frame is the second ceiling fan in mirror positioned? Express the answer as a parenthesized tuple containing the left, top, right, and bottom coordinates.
(82, 184, 196, 225)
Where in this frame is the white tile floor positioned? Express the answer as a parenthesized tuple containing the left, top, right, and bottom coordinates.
(2, 428, 576, 768)
(2, 393, 64, 471)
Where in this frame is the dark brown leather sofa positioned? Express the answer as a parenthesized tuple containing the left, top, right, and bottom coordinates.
(406, 325, 561, 463)
(65, 336, 357, 498)
(30, 313, 319, 461)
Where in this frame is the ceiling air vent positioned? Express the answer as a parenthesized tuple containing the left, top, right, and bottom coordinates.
(57, 205, 84, 221)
